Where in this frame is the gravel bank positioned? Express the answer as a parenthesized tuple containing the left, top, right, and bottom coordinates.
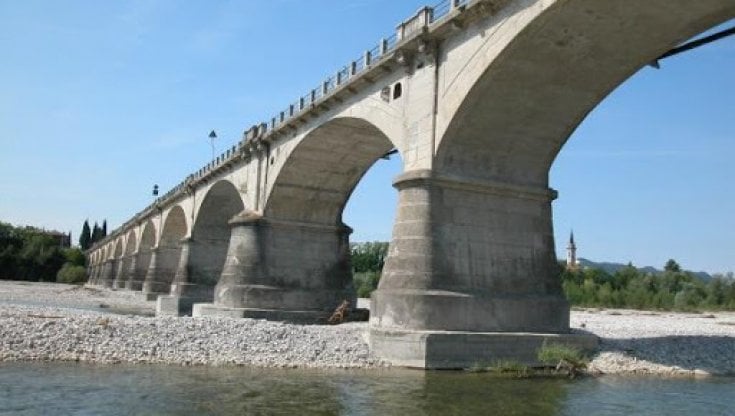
(1, 281, 734, 375)
(574, 308, 735, 376)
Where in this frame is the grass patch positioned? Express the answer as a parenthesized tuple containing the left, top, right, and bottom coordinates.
(537, 341, 589, 378)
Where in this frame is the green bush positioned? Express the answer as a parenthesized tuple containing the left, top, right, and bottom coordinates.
(354, 271, 380, 298)
(56, 263, 87, 284)
(62, 248, 86, 267)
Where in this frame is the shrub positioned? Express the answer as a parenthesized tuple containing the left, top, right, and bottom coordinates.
(62, 248, 86, 267)
(56, 263, 87, 284)
(354, 271, 380, 298)
(537, 341, 588, 377)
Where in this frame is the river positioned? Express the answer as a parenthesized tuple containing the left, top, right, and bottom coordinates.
(1, 363, 733, 415)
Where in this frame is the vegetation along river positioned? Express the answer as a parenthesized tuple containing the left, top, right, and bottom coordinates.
(1, 362, 734, 415)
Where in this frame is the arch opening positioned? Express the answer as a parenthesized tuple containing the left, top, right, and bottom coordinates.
(145, 206, 187, 294)
(185, 180, 244, 303)
(436, 0, 735, 186)
(130, 221, 156, 291)
(213, 117, 400, 313)
(110, 240, 124, 288)
(119, 229, 137, 289)
(371, 0, 735, 334)
(266, 117, 396, 225)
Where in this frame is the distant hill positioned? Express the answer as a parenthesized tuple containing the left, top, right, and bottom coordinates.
(576, 258, 713, 281)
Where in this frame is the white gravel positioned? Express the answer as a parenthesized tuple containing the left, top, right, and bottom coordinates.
(0, 281, 380, 368)
(573, 308, 735, 376)
(1, 281, 734, 375)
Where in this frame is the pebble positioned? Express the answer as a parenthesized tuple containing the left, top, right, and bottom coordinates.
(2, 281, 734, 375)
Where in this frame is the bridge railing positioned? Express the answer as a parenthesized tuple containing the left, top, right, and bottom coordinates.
(91, 0, 479, 252)
(255, 1, 474, 137)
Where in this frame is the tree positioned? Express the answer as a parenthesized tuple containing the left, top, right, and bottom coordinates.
(91, 222, 101, 244)
(101, 220, 107, 238)
(664, 259, 681, 273)
(79, 220, 91, 250)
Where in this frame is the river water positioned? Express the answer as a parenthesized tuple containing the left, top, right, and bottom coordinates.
(1, 363, 734, 415)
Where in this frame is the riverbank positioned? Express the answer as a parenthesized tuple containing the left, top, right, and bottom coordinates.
(1, 281, 734, 375)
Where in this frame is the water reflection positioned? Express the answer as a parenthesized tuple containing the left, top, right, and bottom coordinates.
(1, 363, 733, 415)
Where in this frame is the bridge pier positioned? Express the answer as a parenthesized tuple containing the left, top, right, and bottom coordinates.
(167, 238, 218, 314)
(143, 245, 181, 300)
(192, 211, 355, 321)
(369, 170, 596, 368)
(126, 252, 147, 291)
(141, 248, 160, 299)
(99, 260, 114, 288)
(113, 256, 128, 289)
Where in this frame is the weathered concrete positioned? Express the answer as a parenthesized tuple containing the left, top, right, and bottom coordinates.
(193, 211, 355, 319)
(156, 295, 180, 317)
(87, 0, 735, 368)
(370, 328, 598, 369)
(99, 260, 114, 288)
(371, 170, 567, 333)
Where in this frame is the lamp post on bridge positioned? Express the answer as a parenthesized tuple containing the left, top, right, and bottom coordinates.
(208, 130, 217, 161)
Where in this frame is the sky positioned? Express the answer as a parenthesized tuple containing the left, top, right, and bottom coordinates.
(0, 1, 733, 274)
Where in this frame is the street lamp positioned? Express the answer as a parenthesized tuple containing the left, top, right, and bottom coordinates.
(152, 184, 159, 197)
(208, 130, 217, 161)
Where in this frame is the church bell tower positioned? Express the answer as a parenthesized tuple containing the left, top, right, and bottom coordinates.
(566, 231, 577, 270)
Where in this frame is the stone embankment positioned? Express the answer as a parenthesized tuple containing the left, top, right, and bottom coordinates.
(1, 281, 734, 375)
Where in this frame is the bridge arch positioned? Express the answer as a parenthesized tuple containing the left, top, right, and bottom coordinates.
(435, 0, 735, 185)
(210, 116, 400, 314)
(265, 116, 396, 225)
(118, 229, 137, 289)
(110, 239, 124, 287)
(373, 0, 735, 336)
(174, 180, 245, 307)
(144, 205, 188, 295)
(129, 220, 156, 291)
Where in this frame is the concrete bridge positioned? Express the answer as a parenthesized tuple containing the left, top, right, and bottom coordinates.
(86, 0, 735, 368)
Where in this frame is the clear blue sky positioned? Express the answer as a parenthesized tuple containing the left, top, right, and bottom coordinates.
(1, 1, 733, 274)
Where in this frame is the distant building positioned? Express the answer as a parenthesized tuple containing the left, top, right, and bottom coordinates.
(566, 231, 578, 270)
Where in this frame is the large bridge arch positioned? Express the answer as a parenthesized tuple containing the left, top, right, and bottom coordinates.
(435, 0, 735, 184)
(171, 180, 245, 310)
(143, 205, 188, 295)
(265, 116, 397, 225)
(371, 0, 735, 364)
(205, 116, 400, 316)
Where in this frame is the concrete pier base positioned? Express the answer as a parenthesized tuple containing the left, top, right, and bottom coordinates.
(192, 302, 370, 323)
(210, 212, 356, 317)
(369, 328, 598, 369)
(192, 303, 330, 323)
(156, 295, 180, 317)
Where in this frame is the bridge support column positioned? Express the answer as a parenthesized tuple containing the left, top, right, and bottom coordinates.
(142, 248, 161, 300)
(369, 170, 596, 368)
(143, 245, 180, 300)
(99, 260, 114, 288)
(167, 238, 213, 315)
(91, 264, 100, 285)
(192, 211, 355, 322)
(126, 252, 147, 291)
(86, 265, 95, 286)
(113, 256, 127, 289)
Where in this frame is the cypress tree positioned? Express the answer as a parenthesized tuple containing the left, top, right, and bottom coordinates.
(102, 220, 107, 238)
(91, 222, 101, 244)
(79, 220, 91, 250)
